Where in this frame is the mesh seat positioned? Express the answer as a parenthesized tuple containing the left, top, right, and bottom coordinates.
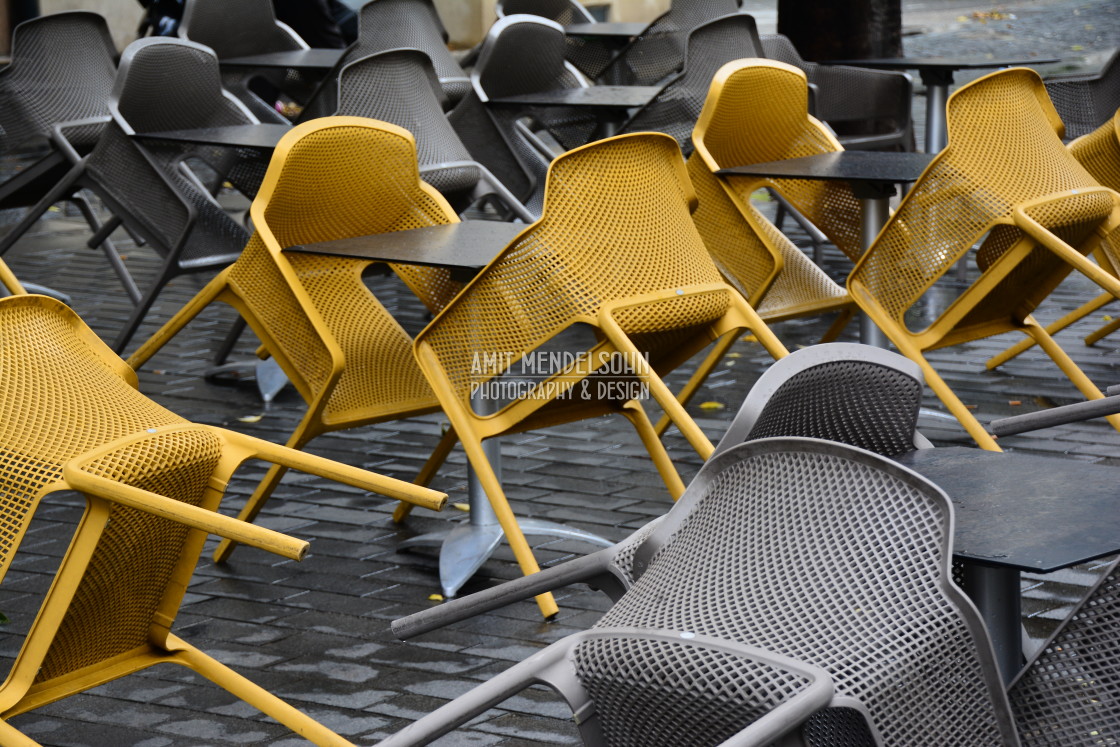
(848, 67, 1120, 451)
(177, 0, 308, 124)
(0, 38, 259, 354)
(619, 12, 764, 152)
(333, 48, 534, 221)
(1044, 50, 1119, 141)
(410, 131, 788, 618)
(761, 33, 914, 151)
(127, 116, 466, 567)
(0, 293, 443, 745)
(0, 12, 129, 295)
(693, 59, 866, 264)
(388, 438, 1018, 745)
(597, 0, 740, 86)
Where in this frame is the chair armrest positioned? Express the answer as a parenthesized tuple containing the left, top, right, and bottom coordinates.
(49, 115, 111, 164)
(392, 548, 617, 640)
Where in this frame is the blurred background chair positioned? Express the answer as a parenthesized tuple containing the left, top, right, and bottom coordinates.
(0, 37, 258, 353)
(1043, 49, 1119, 140)
(390, 437, 1017, 745)
(0, 293, 443, 746)
(847, 68, 1120, 451)
(127, 117, 466, 570)
(761, 33, 914, 151)
(496, 0, 618, 80)
(409, 132, 789, 616)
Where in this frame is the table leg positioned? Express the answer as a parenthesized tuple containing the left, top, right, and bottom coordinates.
(859, 196, 891, 348)
(922, 81, 951, 154)
(961, 563, 1022, 684)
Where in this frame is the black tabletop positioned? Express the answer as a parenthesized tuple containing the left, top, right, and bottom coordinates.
(134, 124, 292, 150)
(490, 85, 661, 109)
(821, 56, 1060, 71)
(220, 49, 345, 70)
(719, 151, 934, 199)
(563, 21, 648, 38)
(895, 447, 1120, 572)
(285, 221, 525, 281)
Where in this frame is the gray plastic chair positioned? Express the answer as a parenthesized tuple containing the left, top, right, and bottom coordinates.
(1044, 49, 1119, 140)
(496, 0, 620, 80)
(391, 437, 1017, 745)
(334, 48, 534, 221)
(177, 0, 306, 124)
(620, 12, 764, 153)
(597, 0, 740, 86)
(2, 38, 252, 353)
(760, 34, 913, 151)
(0, 12, 126, 298)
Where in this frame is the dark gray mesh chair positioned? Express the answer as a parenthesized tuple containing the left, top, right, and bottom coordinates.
(597, 0, 740, 86)
(177, 0, 306, 124)
(1044, 50, 1119, 140)
(0, 12, 127, 296)
(620, 12, 763, 153)
(334, 48, 534, 221)
(391, 438, 1017, 745)
(497, 0, 619, 80)
(3, 38, 251, 353)
(760, 34, 913, 151)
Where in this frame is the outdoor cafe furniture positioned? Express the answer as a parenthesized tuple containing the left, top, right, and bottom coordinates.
(762, 33, 914, 152)
(0, 12, 122, 301)
(988, 107, 1120, 367)
(847, 67, 1120, 451)
(1044, 49, 1119, 140)
(1, 37, 255, 354)
(495, 0, 626, 80)
(388, 437, 1015, 745)
(0, 293, 444, 746)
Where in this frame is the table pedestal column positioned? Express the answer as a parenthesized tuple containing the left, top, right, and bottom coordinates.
(919, 69, 955, 154)
(961, 563, 1022, 684)
(853, 182, 894, 349)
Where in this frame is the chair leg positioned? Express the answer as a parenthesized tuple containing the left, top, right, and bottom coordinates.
(126, 273, 230, 369)
(72, 194, 142, 304)
(393, 425, 459, 523)
(112, 262, 178, 353)
(1084, 314, 1120, 346)
(986, 292, 1113, 370)
(1027, 318, 1120, 433)
(620, 400, 686, 499)
(0, 718, 39, 747)
(213, 316, 248, 366)
(0, 163, 86, 258)
(652, 332, 739, 437)
(818, 307, 856, 343)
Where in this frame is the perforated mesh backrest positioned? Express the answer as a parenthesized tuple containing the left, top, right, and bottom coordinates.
(593, 438, 1016, 744)
(693, 59, 864, 262)
(1010, 557, 1120, 744)
(498, 0, 595, 24)
(417, 133, 731, 404)
(1045, 50, 1120, 140)
(623, 13, 763, 151)
(179, 0, 302, 58)
(1068, 111, 1120, 275)
(474, 15, 585, 99)
(0, 12, 117, 153)
(849, 68, 1113, 329)
(357, 0, 469, 103)
(0, 296, 183, 584)
(449, 91, 536, 202)
(336, 49, 478, 194)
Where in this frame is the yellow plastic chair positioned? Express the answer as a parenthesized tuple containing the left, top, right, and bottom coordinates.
(987, 108, 1120, 367)
(0, 257, 27, 296)
(847, 68, 1120, 451)
(127, 117, 465, 565)
(0, 294, 444, 746)
(691, 58, 865, 264)
(413, 131, 789, 618)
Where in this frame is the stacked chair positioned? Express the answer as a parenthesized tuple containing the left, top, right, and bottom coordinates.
(848, 67, 1120, 451)
(760, 33, 914, 151)
(0, 293, 444, 745)
(496, 0, 617, 80)
(1043, 49, 1119, 140)
(0, 38, 260, 353)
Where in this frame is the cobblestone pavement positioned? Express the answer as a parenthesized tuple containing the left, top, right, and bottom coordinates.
(2, 5, 1119, 744)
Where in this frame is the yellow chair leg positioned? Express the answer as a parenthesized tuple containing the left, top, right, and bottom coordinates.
(986, 292, 1113, 369)
(393, 426, 459, 523)
(621, 400, 686, 499)
(818, 307, 856, 343)
(0, 718, 41, 747)
(652, 332, 740, 437)
(1027, 321, 1120, 433)
(0, 259, 27, 296)
(1085, 314, 1120, 346)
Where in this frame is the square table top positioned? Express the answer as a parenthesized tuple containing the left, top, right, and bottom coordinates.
(718, 151, 935, 184)
(820, 56, 1061, 72)
(219, 48, 345, 70)
(489, 85, 661, 109)
(562, 21, 648, 38)
(895, 446, 1120, 572)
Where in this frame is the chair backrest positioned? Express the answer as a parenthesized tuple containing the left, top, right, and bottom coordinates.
(692, 58, 864, 262)
(179, 0, 304, 58)
(231, 117, 460, 406)
(1045, 49, 1120, 140)
(713, 343, 931, 458)
(622, 12, 763, 152)
(86, 38, 249, 267)
(848, 68, 1115, 334)
(0, 11, 117, 154)
(1009, 556, 1120, 743)
(449, 90, 538, 206)
(356, 0, 469, 104)
(335, 48, 479, 196)
(599, 437, 1017, 744)
(415, 132, 732, 409)
(1069, 110, 1120, 274)
(497, 0, 596, 24)
(472, 14, 587, 101)
(599, 0, 740, 85)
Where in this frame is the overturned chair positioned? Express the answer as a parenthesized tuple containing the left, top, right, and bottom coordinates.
(0, 294, 444, 746)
